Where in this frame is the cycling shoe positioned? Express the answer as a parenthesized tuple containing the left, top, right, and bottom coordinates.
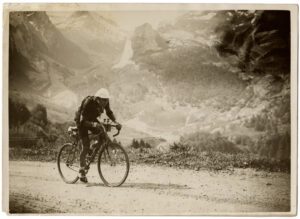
(79, 176, 88, 183)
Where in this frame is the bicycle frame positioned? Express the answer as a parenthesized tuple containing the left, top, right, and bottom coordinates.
(86, 140, 107, 165)
(66, 122, 119, 171)
(82, 130, 113, 171)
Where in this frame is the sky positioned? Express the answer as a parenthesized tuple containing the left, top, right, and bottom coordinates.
(106, 11, 185, 32)
(47, 10, 185, 33)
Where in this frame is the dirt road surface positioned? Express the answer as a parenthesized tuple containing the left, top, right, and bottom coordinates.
(8, 161, 290, 215)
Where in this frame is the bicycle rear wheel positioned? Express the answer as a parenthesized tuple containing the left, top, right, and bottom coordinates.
(97, 143, 130, 187)
(57, 143, 80, 184)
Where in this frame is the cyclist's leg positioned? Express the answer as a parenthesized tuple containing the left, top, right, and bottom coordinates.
(78, 123, 90, 182)
(79, 120, 100, 166)
(79, 137, 90, 168)
(91, 123, 107, 145)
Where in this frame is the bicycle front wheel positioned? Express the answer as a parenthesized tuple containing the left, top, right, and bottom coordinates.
(97, 143, 130, 187)
(57, 143, 80, 184)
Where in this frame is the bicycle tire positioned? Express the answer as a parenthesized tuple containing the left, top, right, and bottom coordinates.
(97, 143, 130, 187)
(57, 143, 80, 184)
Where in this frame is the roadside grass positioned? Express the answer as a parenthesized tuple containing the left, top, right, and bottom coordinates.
(127, 148, 290, 173)
(9, 147, 58, 162)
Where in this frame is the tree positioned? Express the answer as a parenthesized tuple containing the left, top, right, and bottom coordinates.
(215, 11, 290, 76)
(131, 139, 139, 149)
(277, 131, 290, 160)
(140, 139, 145, 148)
(145, 142, 151, 148)
(9, 98, 31, 127)
(32, 104, 48, 126)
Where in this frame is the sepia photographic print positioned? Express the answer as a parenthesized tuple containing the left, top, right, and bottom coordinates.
(2, 3, 298, 215)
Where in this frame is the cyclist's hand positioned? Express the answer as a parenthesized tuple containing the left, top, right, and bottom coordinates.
(115, 122, 122, 130)
(93, 122, 101, 128)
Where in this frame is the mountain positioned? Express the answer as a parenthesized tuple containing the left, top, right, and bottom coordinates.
(47, 11, 125, 64)
(131, 23, 168, 59)
(115, 10, 290, 150)
(47, 11, 127, 101)
(131, 18, 246, 105)
(9, 11, 126, 121)
(9, 10, 290, 153)
(10, 12, 91, 70)
(9, 12, 91, 121)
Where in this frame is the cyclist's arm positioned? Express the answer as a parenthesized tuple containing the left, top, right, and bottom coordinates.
(74, 105, 81, 126)
(75, 96, 91, 124)
(105, 101, 116, 122)
(80, 96, 93, 116)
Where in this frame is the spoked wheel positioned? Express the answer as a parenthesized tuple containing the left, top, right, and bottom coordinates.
(57, 143, 80, 184)
(97, 143, 130, 187)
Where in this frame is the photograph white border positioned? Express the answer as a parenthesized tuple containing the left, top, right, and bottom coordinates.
(2, 2, 298, 216)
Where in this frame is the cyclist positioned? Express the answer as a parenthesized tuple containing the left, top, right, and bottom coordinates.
(74, 88, 122, 183)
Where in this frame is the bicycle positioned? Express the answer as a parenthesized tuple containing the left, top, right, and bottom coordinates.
(57, 119, 130, 187)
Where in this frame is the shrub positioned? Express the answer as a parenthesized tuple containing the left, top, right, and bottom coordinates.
(130, 138, 152, 149)
(244, 113, 280, 133)
(254, 131, 290, 160)
(180, 132, 242, 154)
(9, 98, 31, 127)
(128, 129, 290, 173)
(31, 104, 48, 127)
(170, 142, 190, 152)
(128, 146, 290, 172)
(234, 135, 254, 147)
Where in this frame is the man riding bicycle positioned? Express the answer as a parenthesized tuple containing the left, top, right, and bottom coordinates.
(74, 88, 122, 183)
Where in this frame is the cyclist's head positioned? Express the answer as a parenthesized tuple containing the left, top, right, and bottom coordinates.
(95, 88, 110, 106)
(95, 88, 110, 99)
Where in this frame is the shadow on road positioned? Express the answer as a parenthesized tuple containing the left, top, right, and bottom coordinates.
(86, 182, 190, 190)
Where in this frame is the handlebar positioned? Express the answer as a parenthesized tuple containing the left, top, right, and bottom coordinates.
(113, 129, 120, 137)
(103, 123, 121, 137)
(69, 120, 121, 138)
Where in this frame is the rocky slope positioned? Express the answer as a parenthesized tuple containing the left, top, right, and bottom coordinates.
(48, 11, 125, 64)
(9, 11, 125, 121)
(116, 11, 290, 158)
(9, 12, 90, 120)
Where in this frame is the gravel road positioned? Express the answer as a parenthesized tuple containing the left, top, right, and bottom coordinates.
(8, 161, 290, 215)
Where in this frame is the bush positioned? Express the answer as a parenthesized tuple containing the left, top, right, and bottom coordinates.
(9, 98, 31, 127)
(179, 132, 242, 154)
(254, 131, 290, 160)
(170, 142, 189, 152)
(130, 138, 152, 149)
(128, 129, 290, 173)
(244, 113, 281, 133)
(31, 104, 48, 127)
(234, 135, 254, 147)
(9, 100, 73, 162)
(128, 147, 290, 172)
